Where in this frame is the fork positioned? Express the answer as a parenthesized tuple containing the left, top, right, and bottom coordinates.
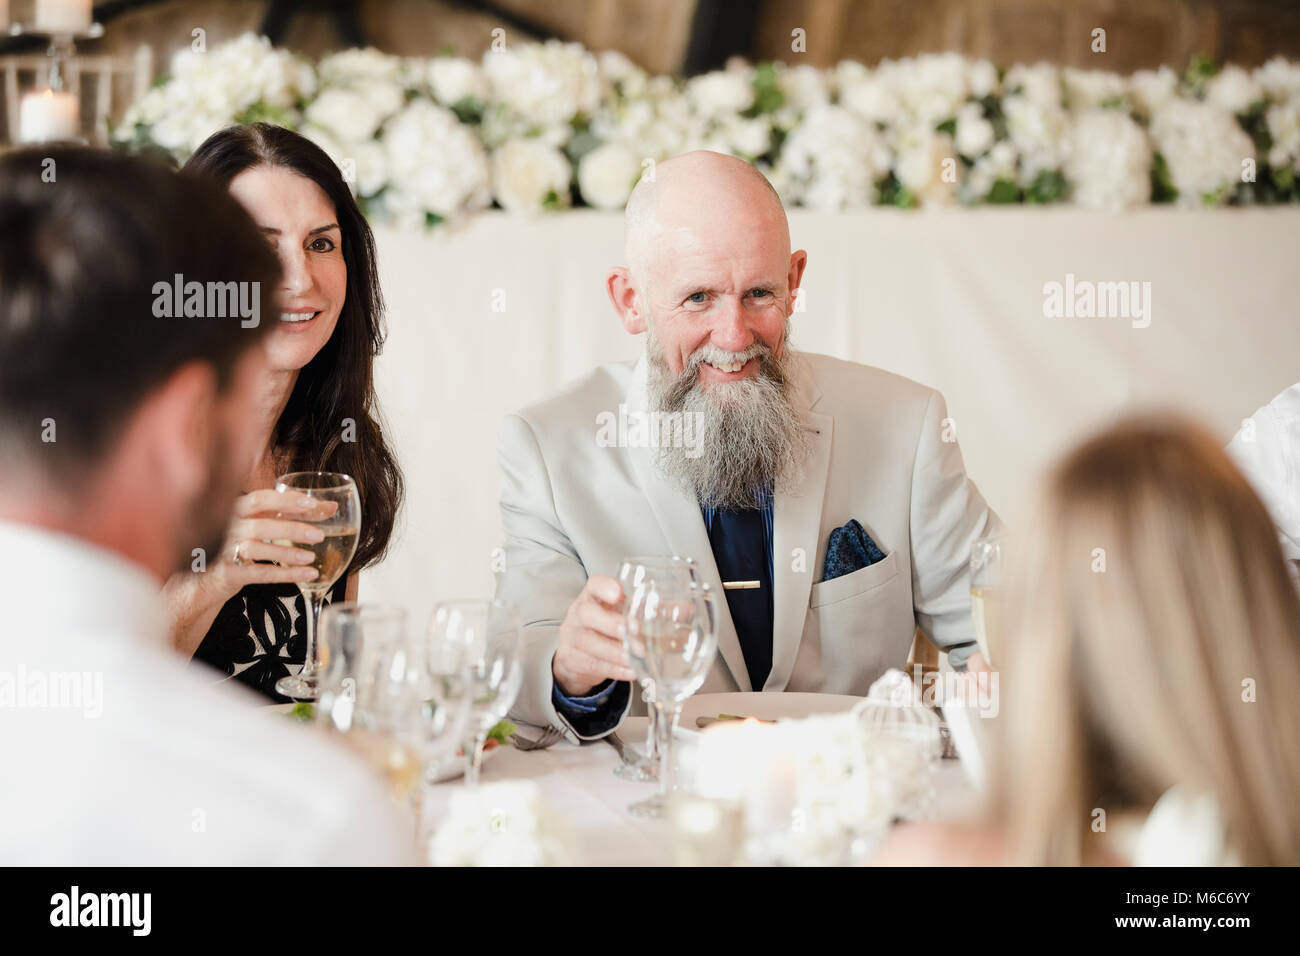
(510, 725, 566, 751)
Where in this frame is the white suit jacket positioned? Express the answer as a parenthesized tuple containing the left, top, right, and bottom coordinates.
(495, 352, 999, 740)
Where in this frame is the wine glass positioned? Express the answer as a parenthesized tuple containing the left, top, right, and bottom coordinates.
(969, 533, 1004, 666)
(273, 472, 361, 700)
(614, 556, 701, 782)
(427, 599, 524, 787)
(621, 577, 717, 818)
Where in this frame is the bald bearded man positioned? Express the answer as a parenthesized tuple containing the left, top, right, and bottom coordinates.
(495, 151, 998, 741)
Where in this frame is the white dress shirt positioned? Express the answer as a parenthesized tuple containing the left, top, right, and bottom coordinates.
(0, 520, 419, 865)
(1227, 383, 1300, 580)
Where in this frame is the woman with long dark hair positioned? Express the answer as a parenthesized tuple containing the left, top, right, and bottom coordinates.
(163, 122, 403, 702)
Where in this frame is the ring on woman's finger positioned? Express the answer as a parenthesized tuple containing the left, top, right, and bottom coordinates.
(232, 541, 246, 567)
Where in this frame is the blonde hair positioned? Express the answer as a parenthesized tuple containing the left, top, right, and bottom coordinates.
(988, 414, 1300, 865)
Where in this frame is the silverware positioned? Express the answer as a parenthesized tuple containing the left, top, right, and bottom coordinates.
(510, 726, 565, 751)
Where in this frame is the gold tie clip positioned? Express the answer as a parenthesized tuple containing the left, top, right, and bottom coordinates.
(722, 580, 762, 590)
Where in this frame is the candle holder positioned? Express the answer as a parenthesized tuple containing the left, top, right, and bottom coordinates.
(8, 21, 100, 144)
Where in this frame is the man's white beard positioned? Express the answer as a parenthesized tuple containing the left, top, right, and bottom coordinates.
(646, 328, 811, 510)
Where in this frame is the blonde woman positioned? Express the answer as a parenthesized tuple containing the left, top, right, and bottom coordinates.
(876, 415, 1300, 865)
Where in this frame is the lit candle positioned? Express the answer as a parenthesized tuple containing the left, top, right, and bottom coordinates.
(34, 0, 92, 34)
(20, 89, 79, 143)
(693, 718, 796, 835)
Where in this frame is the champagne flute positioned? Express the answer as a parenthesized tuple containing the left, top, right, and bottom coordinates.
(969, 533, 1004, 666)
(614, 556, 701, 783)
(273, 472, 361, 700)
(622, 578, 717, 818)
(427, 599, 524, 787)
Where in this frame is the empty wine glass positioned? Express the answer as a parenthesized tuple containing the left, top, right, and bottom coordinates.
(614, 556, 701, 783)
(621, 577, 717, 818)
(427, 599, 524, 786)
(273, 472, 361, 700)
(970, 533, 1004, 666)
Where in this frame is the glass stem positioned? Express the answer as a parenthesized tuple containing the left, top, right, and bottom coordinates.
(465, 730, 488, 787)
(655, 701, 679, 802)
(301, 588, 326, 679)
(643, 684, 659, 762)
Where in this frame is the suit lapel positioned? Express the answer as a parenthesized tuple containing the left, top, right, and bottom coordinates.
(624, 357, 752, 691)
(768, 364, 831, 691)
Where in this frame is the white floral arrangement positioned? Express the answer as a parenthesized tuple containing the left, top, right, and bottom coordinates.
(114, 36, 1300, 224)
(429, 780, 576, 866)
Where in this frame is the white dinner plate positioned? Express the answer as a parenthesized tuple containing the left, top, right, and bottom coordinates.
(678, 691, 863, 731)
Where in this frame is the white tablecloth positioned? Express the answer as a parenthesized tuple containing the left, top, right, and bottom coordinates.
(366, 209, 1300, 624)
(418, 718, 976, 866)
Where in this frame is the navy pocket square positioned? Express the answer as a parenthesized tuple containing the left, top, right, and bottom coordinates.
(823, 519, 886, 582)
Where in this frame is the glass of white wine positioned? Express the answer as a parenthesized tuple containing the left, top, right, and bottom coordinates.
(273, 471, 361, 701)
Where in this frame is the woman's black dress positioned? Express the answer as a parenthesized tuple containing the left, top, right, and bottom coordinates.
(192, 577, 347, 703)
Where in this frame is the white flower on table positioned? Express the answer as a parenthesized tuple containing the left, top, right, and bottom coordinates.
(1149, 99, 1255, 205)
(1128, 66, 1180, 119)
(774, 104, 889, 210)
(577, 142, 643, 210)
(721, 115, 773, 159)
(428, 56, 489, 108)
(954, 101, 995, 158)
(963, 140, 1019, 202)
(1064, 109, 1152, 211)
(491, 138, 573, 214)
(1205, 65, 1265, 116)
(777, 63, 831, 112)
(597, 49, 649, 100)
(304, 85, 402, 144)
(1266, 101, 1300, 173)
(686, 69, 756, 121)
(891, 120, 960, 206)
(1003, 93, 1068, 185)
(1004, 62, 1062, 109)
(483, 39, 601, 128)
(380, 100, 490, 226)
(1254, 56, 1300, 104)
(430, 780, 575, 867)
(1062, 67, 1129, 109)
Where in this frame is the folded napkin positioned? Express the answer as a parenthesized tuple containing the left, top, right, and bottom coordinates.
(823, 518, 886, 581)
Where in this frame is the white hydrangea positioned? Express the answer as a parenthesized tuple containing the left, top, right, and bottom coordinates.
(1254, 56, 1300, 104)
(774, 104, 889, 210)
(1064, 109, 1152, 210)
(837, 63, 902, 125)
(491, 138, 573, 214)
(597, 49, 649, 99)
(1004, 62, 1062, 109)
(721, 115, 773, 158)
(430, 781, 575, 867)
(304, 84, 402, 143)
(890, 120, 960, 206)
(964, 140, 1019, 202)
(1062, 67, 1128, 109)
(1205, 65, 1264, 116)
(1150, 99, 1254, 205)
(954, 101, 995, 157)
(317, 46, 404, 88)
(1128, 66, 1180, 119)
(1265, 101, 1300, 173)
(380, 100, 490, 226)
(686, 69, 756, 121)
(427, 56, 488, 107)
(889, 53, 973, 125)
(483, 39, 601, 128)
(1002, 94, 1068, 185)
(777, 63, 831, 112)
(576, 142, 643, 209)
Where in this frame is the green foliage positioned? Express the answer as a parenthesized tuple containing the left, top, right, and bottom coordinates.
(746, 62, 786, 117)
(1026, 170, 1067, 204)
(1150, 152, 1179, 203)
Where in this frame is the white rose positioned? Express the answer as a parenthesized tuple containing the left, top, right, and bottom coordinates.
(1205, 65, 1264, 116)
(577, 142, 642, 209)
(838, 68, 900, 125)
(1064, 109, 1152, 211)
(722, 115, 773, 158)
(382, 100, 490, 222)
(492, 138, 573, 213)
(777, 64, 831, 111)
(1265, 102, 1300, 170)
(428, 57, 488, 106)
(1004, 62, 1061, 108)
(1254, 56, 1300, 103)
(1129, 66, 1179, 118)
(967, 58, 999, 99)
(892, 122, 959, 206)
(1062, 68, 1128, 109)
(775, 104, 888, 210)
(484, 40, 601, 127)
(686, 69, 755, 120)
(954, 102, 995, 157)
(305, 87, 387, 143)
(1149, 99, 1255, 205)
(1003, 94, 1068, 184)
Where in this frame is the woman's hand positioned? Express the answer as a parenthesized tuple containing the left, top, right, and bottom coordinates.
(163, 489, 336, 657)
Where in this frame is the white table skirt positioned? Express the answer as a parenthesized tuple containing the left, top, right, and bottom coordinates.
(364, 209, 1300, 626)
